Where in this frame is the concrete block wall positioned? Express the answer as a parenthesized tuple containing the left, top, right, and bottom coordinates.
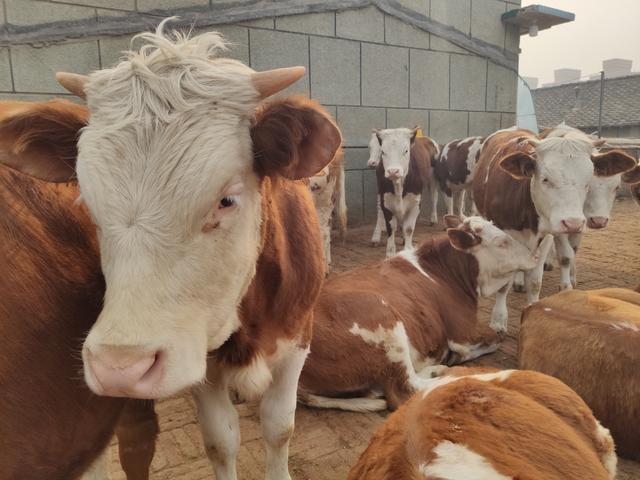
(0, 0, 521, 225)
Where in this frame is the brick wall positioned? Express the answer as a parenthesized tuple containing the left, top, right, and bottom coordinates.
(0, 0, 522, 224)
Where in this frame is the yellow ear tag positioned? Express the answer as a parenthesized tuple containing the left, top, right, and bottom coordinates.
(416, 128, 425, 138)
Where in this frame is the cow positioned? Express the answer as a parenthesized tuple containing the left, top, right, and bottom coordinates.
(369, 127, 438, 257)
(348, 367, 617, 480)
(53, 22, 341, 480)
(0, 99, 158, 479)
(298, 215, 551, 412)
(623, 161, 640, 205)
(308, 149, 347, 271)
(431, 136, 483, 219)
(473, 126, 636, 329)
(520, 288, 640, 461)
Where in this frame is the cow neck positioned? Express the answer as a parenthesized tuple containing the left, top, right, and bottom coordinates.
(414, 235, 479, 306)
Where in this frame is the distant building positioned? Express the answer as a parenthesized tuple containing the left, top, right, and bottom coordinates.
(522, 76, 539, 89)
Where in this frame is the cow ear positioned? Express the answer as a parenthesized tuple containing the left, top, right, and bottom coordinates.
(499, 151, 536, 179)
(443, 214, 463, 229)
(592, 150, 637, 177)
(251, 96, 342, 180)
(447, 228, 481, 251)
(0, 99, 88, 182)
(622, 164, 640, 185)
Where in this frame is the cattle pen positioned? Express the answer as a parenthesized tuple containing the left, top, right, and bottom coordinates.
(105, 197, 640, 480)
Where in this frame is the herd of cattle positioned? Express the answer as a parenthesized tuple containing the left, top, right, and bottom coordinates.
(2, 23, 640, 480)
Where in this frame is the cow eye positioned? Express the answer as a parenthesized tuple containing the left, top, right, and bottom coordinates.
(219, 196, 236, 209)
(404, 149, 408, 154)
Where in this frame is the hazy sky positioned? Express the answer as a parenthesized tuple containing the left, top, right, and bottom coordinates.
(519, 0, 640, 84)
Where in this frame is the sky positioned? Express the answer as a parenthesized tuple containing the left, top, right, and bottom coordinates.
(518, 0, 640, 85)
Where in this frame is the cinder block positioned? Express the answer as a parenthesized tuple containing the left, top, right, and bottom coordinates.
(0, 48, 11, 91)
(239, 18, 274, 29)
(337, 106, 386, 147)
(249, 30, 309, 97)
(430, 35, 471, 54)
(99, 35, 133, 69)
(276, 12, 335, 36)
(505, 24, 520, 54)
(384, 15, 429, 49)
(323, 105, 337, 120)
(0, 0, 4, 25)
(397, 0, 430, 16)
(386, 108, 429, 131)
(501, 112, 516, 129)
(362, 43, 409, 108)
(0, 92, 79, 102)
(138, 0, 208, 11)
(429, 110, 468, 143)
(336, 6, 384, 43)
(450, 54, 487, 111)
(5, 0, 96, 26)
(12, 41, 100, 94)
(469, 111, 501, 137)
(345, 169, 364, 225)
(344, 147, 371, 171)
(310, 36, 360, 106)
(53, 0, 134, 9)
(486, 62, 517, 112)
(470, 0, 506, 48)
(363, 169, 379, 223)
(204, 25, 250, 65)
(410, 49, 449, 110)
(96, 8, 128, 20)
(430, 0, 471, 34)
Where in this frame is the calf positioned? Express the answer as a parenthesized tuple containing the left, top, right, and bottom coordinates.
(623, 161, 640, 205)
(473, 127, 635, 327)
(369, 128, 438, 256)
(299, 216, 550, 411)
(0, 99, 157, 479)
(431, 136, 483, 219)
(520, 288, 640, 460)
(54, 23, 340, 480)
(308, 149, 347, 270)
(348, 367, 617, 480)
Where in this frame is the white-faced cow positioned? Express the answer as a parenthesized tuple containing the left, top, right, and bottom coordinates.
(53, 23, 341, 480)
(0, 99, 158, 479)
(299, 216, 550, 411)
(473, 127, 636, 326)
(431, 136, 483, 220)
(369, 128, 438, 257)
(308, 149, 347, 271)
(348, 367, 617, 480)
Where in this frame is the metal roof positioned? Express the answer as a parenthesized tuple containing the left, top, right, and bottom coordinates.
(502, 4, 575, 35)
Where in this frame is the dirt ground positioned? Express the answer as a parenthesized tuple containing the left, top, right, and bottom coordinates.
(108, 198, 640, 480)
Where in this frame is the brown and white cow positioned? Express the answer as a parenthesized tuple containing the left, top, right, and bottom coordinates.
(348, 367, 617, 480)
(53, 23, 340, 480)
(308, 149, 347, 270)
(369, 128, 438, 257)
(431, 136, 483, 220)
(623, 161, 640, 206)
(473, 126, 636, 324)
(0, 99, 158, 479)
(520, 287, 640, 461)
(299, 216, 550, 411)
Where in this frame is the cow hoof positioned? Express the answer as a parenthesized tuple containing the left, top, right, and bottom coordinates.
(544, 263, 554, 272)
(370, 240, 380, 247)
(513, 283, 526, 293)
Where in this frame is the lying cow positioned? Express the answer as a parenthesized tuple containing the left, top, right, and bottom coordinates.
(299, 215, 550, 411)
(520, 288, 640, 461)
(54, 22, 340, 480)
(474, 126, 636, 330)
(348, 367, 617, 480)
(431, 136, 483, 219)
(369, 127, 438, 257)
(308, 149, 347, 271)
(0, 99, 157, 479)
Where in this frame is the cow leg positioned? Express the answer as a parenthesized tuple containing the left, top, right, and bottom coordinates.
(524, 259, 545, 304)
(554, 234, 575, 291)
(116, 400, 158, 480)
(194, 381, 240, 480)
(416, 364, 449, 379)
(467, 187, 478, 215)
(453, 190, 465, 217)
(321, 221, 331, 271)
(80, 449, 110, 480)
(568, 233, 582, 288)
(260, 346, 309, 480)
(490, 280, 512, 333)
(386, 217, 398, 258)
(427, 176, 439, 225)
(402, 196, 421, 251)
(444, 192, 453, 216)
(513, 270, 525, 292)
(371, 202, 384, 246)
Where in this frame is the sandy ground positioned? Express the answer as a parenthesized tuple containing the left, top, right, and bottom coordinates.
(108, 197, 640, 480)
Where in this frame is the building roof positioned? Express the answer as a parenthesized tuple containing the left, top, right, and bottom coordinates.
(532, 73, 640, 129)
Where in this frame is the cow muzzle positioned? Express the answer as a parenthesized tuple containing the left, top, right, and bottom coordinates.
(560, 217, 585, 234)
(85, 346, 164, 398)
(587, 216, 608, 229)
(385, 168, 402, 180)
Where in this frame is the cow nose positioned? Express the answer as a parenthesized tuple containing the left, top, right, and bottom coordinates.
(386, 168, 401, 179)
(561, 218, 585, 233)
(85, 346, 163, 398)
(587, 216, 608, 229)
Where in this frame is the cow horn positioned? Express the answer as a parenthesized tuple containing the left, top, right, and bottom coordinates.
(56, 72, 89, 99)
(251, 66, 305, 99)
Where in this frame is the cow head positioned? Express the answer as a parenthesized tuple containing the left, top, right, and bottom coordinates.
(54, 23, 340, 399)
(308, 165, 330, 194)
(623, 163, 640, 206)
(367, 130, 381, 168)
(445, 215, 553, 297)
(375, 127, 419, 181)
(498, 131, 636, 234)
